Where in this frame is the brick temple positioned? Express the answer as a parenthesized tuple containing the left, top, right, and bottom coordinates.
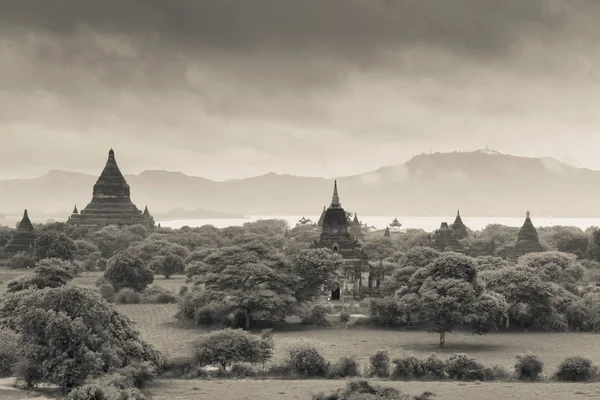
(4, 209, 36, 254)
(514, 210, 543, 258)
(312, 180, 369, 300)
(67, 149, 155, 228)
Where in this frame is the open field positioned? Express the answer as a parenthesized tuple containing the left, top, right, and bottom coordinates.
(0, 269, 188, 295)
(149, 379, 600, 400)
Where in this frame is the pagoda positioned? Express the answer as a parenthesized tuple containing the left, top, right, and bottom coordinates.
(450, 210, 468, 239)
(389, 217, 402, 231)
(431, 222, 462, 252)
(384, 226, 391, 237)
(317, 206, 326, 229)
(67, 149, 155, 228)
(4, 209, 36, 254)
(514, 211, 543, 258)
(349, 212, 364, 238)
(312, 180, 368, 300)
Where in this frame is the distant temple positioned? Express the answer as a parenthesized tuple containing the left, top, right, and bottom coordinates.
(384, 226, 391, 237)
(5, 209, 36, 255)
(428, 210, 469, 252)
(317, 206, 326, 229)
(349, 212, 364, 238)
(67, 149, 155, 228)
(514, 211, 543, 258)
(389, 217, 402, 232)
(312, 180, 369, 300)
(296, 216, 316, 228)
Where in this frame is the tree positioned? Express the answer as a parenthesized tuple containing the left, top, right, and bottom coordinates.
(150, 254, 185, 279)
(34, 231, 76, 261)
(289, 248, 342, 303)
(88, 225, 135, 258)
(399, 253, 507, 347)
(127, 239, 190, 264)
(187, 241, 299, 328)
(104, 252, 154, 292)
(0, 286, 164, 388)
(193, 328, 274, 370)
(6, 258, 76, 293)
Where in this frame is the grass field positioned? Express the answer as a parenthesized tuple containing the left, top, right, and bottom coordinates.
(149, 379, 600, 400)
(4, 267, 600, 399)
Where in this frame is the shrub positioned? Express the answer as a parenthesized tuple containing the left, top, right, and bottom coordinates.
(422, 354, 447, 379)
(230, 363, 258, 378)
(116, 288, 141, 304)
(12, 359, 43, 388)
(288, 345, 328, 377)
(369, 351, 390, 378)
(312, 380, 434, 400)
(328, 356, 360, 378)
(67, 384, 112, 400)
(179, 286, 189, 296)
(339, 311, 350, 323)
(514, 354, 543, 381)
(139, 285, 178, 304)
(99, 284, 116, 303)
(445, 353, 488, 381)
(7, 253, 36, 269)
(115, 361, 156, 389)
(301, 304, 331, 327)
(193, 328, 273, 370)
(391, 356, 425, 380)
(0, 329, 19, 377)
(554, 356, 598, 382)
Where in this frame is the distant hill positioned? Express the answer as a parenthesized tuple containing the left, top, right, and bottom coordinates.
(1, 149, 600, 218)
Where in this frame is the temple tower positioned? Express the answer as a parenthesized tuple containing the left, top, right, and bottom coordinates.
(451, 210, 468, 239)
(5, 209, 36, 254)
(349, 212, 364, 238)
(67, 149, 155, 228)
(317, 205, 327, 230)
(514, 211, 543, 258)
(313, 180, 368, 300)
(384, 226, 391, 237)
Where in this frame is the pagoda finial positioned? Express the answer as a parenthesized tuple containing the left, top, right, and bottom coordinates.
(23, 209, 28, 218)
(331, 180, 341, 207)
(73, 205, 78, 214)
(457, 209, 460, 217)
(526, 210, 530, 219)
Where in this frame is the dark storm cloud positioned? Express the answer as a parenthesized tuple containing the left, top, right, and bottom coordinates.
(2, 0, 600, 180)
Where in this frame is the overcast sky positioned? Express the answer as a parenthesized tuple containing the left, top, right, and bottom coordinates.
(1, 0, 600, 180)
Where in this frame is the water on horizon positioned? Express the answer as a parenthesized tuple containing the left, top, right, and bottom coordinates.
(157, 215, 600, 232)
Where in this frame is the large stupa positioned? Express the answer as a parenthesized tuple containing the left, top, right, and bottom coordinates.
(4, 209, 36, 254)
(514, 210, 543, 258)
(66, 149, 155, 228)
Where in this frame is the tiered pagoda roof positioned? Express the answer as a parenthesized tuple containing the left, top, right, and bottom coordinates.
(349, 212, 364, 238)
(67, 149, 155, 228)
(4, 209, 36, 254)
(450, 210, 468, 239)
(514, 211, 543, 257)
(317, 206, 326, 229)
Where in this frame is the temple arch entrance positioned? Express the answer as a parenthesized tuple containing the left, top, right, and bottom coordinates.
(331, 284, 341, 301)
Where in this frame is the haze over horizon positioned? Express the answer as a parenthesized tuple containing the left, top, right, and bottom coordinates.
(2, 0, 600, 180)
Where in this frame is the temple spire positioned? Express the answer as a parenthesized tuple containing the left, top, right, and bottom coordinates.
(331, 180, 341, 208)
(384, 226, 390, 237)
(73, 205, 78, 214)
(17, 209, 34, 231)
(526, 210, 530, 219)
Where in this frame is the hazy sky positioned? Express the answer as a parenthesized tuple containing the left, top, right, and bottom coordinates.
(1, 0, 600, 180)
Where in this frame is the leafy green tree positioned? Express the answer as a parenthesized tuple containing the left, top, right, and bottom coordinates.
(242, 219, 288, 237)
(289, 248, 341, 303)
(187, 242, 299, 328)
(399, 253, 507, 347)
(150, 253, 185, 279)
(0, 286, 164, 388)
(34, 231, 76, 261)
(104, 252, 154, 292)
(7, 258, 76, 293)
(88, 225, 134, 258)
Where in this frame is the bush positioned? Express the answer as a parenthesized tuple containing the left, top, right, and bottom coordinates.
(179, 286, 189, 296)
(230, 363, 258, 378)
(99, 283, 116, 303)
(328, 356, 360, 378)
(116, 288, 141, 304)
(12, 359, 43, 388)
(391, 356, 425, 380)
(312, 380, 434, 400)
(193, 328, 273, 370)
(288, 345, 328, 377)
(7, 253, 36, 269)
(115, 361, 156, 389)
(369, 350, 390, 378)
(554, 356, 598, 382)
(339, 311, 350, 323)
(445, 353, 488, 381)
(422, 354, 447, 379)
(0, 329, 19, 377)
(67, 384, 112, 400)
(514, 354, 543, 381)
(140, 285, 178, 304)
(301, 304, 331, 327)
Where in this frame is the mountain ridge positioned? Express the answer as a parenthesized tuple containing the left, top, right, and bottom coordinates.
(2, 150, 599, 218)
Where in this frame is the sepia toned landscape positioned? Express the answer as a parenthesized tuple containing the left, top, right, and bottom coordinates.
(4, 1, 600, 400)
